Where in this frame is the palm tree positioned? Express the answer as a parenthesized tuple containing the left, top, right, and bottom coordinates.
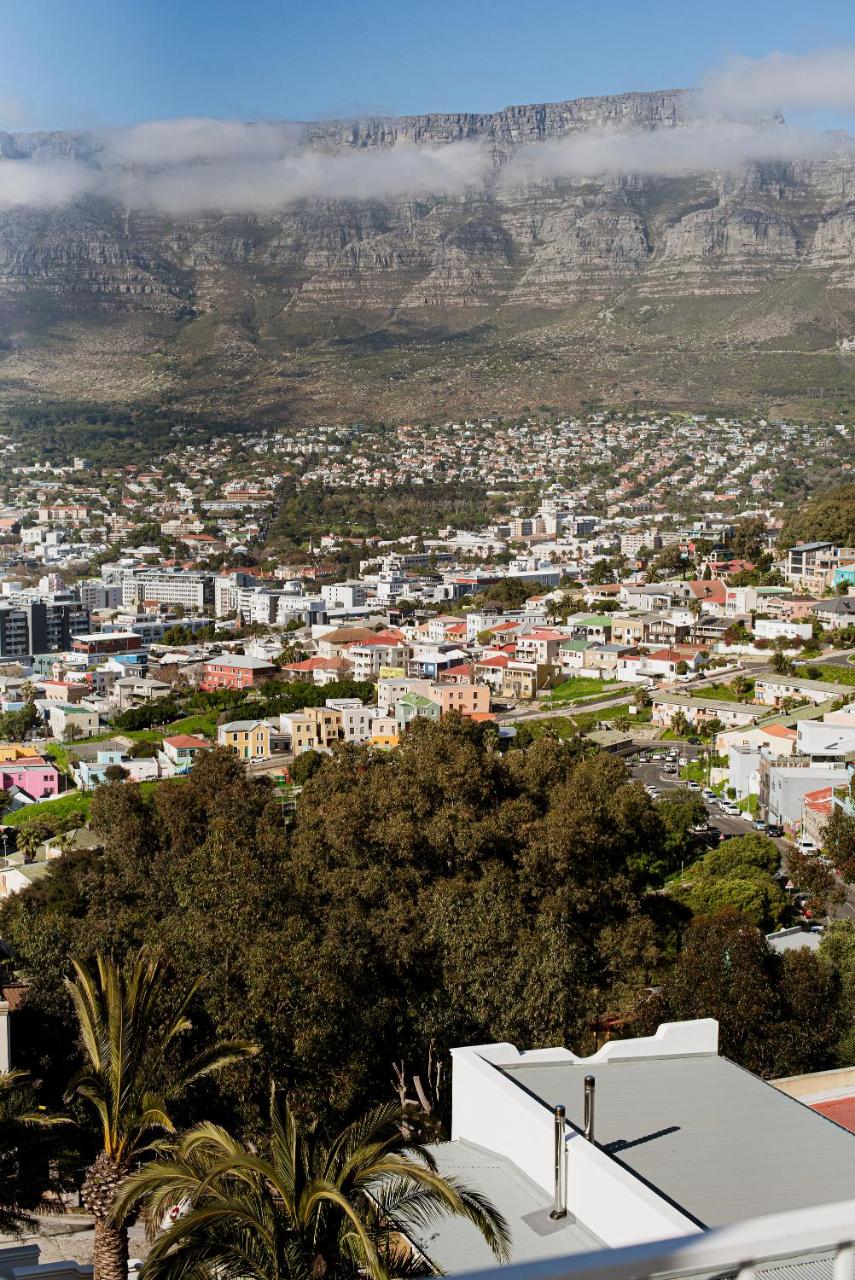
(114, 1088, 511, 1280)
(671, 709, 689, 738)
(65, 952, 257, 1280)
(16, 824, 47, 865)
(0, 1069, 69, 1235)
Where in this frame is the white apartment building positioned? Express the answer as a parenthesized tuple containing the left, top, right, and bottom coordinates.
(120, 569, 213, 612)
(324, 697, 376, 742)
(78, 579, 123, 611)
(322, 581, 369, 609)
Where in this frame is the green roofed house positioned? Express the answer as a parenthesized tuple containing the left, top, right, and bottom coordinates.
(395, 691, 441, 731)
(568, 614, 613, 642)
(559, 637, 591, 673)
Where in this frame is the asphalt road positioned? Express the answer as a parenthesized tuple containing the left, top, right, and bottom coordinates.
(499, 692, 634, 722)
(628, 751, 855, 922)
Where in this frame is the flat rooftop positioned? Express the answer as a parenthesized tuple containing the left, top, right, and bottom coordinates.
(419, 1140, 603, 1273)
(500, 1052, 855, 1229)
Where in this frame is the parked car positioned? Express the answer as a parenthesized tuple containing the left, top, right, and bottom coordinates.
(686, 780, 701, 791)
(753, 819, 767, 831)
(796, 836, 819, 855)
(767, 824, 784, 838)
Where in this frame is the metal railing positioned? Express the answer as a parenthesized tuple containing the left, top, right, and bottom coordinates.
(454, 1197, 855, 1280)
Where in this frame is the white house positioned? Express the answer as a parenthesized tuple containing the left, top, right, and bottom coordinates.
(416, 1020, 855, 1276)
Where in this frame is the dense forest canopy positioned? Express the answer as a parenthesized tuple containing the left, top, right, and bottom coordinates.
(2, 720, 852, 1163)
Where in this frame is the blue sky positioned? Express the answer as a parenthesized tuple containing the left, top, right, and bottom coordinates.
(2, 0, 855, 129)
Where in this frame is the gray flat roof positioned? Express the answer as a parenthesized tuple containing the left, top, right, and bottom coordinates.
(500, 1053, 855, 1229)
(418, 1140, 602, 1273)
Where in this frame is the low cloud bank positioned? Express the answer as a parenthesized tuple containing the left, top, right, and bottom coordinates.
(0, 129, 492, 212)
(503, 120, 847, 187)
(3, 48, 855, 215)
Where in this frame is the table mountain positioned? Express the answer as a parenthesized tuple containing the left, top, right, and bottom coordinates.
(2, 88, 855, 422)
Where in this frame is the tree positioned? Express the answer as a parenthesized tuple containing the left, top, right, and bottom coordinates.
(290, 749, 324, 785)
(770, 647, 794, 676)
(823, 807, 855, 883)
(64, 952, 257, 1280)
(103, 765, 129, 784)
(115, 1088, 511, 1280)
(780, 483, 855, 550)
(16, 823, 48, 865)
(641, 911, 838, 1077)
(820, 921, 855, 1061)
(730, 517, 767, 563)
(670, 709, 689, 737)
(0, 1069, 70, 1234)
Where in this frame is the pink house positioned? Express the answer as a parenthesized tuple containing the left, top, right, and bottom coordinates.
(0, 758, 60, 801)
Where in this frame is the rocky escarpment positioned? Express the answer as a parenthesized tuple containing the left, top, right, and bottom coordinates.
(2, 88, 855, 418)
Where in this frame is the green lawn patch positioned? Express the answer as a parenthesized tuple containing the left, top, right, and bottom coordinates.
(544, 677, 622, 705)
(3, 791, 91, 827)
(809, 664, 855, 687)
(699, 680, 756, 703)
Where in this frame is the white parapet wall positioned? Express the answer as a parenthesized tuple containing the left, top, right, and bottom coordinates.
(450, 1022, 719, 1249)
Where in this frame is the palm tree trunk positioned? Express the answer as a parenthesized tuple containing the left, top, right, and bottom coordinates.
(93, 1217, 128, 1280)
(82, 1153, 130, 1280)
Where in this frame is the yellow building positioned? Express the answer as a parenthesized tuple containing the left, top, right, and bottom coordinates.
(216, 720, 271, 760)
(0, 744, 41, 763)
(281, 707, 343, 755)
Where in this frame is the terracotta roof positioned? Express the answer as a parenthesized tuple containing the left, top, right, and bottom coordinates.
(163, 734, 209, 749)
(763, 724, 798, 739)
(813, 1097, 855, 1133)
(688, 579, 727, 603)
(804, 787, 834, 813)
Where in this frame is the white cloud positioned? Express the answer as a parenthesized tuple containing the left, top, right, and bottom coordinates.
(102, 117, 301, 166)
(503, 120, 848, 186)
(0, 158, 98, 206)
(0, 123, 492, 213)
(701, 48, 855, 116)
(2, 61, 855, 215)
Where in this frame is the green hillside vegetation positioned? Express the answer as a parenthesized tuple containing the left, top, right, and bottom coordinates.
(780, 483, 855, 550)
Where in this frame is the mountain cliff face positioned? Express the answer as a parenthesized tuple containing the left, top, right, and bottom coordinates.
(2, 89, 855, 422)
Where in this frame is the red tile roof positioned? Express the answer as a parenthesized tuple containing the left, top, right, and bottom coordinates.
(163, 734, 209, 750)
(813, 1097, 855, 1133)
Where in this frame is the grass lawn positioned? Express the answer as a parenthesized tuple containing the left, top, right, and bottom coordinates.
(3, 776, 184, 828)
(699, 680, 755, 703)
(65, 712, 220, 750)
(121, 713, 219, 744)
(809, 664, 855, 687)
(543, 677, 622, 704)
(3, 791, 91, 827)
(43, 742, 72, 775)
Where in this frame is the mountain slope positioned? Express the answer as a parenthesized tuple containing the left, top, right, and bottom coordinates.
(2, 89, 855, 421)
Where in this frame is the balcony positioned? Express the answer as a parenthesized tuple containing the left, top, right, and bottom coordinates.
(457, 1197, 855, 1280)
